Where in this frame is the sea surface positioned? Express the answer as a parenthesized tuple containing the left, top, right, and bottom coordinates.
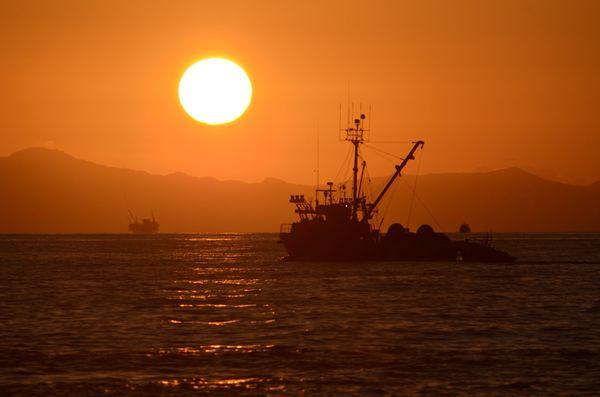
(0, 233, 599, 396)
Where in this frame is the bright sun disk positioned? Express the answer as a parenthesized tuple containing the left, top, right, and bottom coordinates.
(178, 58, 252, 125)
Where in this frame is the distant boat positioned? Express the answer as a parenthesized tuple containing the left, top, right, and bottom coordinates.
(459, 223, 471, 233)
(128, 211, 159, 234)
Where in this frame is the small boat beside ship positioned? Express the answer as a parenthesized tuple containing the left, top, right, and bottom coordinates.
(459, 222, 471, 233)
(279, 112, 515, 262)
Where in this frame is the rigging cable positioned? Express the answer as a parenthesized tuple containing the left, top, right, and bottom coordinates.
(369, 140, 413, 144)
(364, 164, 373, 201)
(358, 146, 402, 228)
(363, 143, 405, 161)
(340, 145, 354, 182)
(401, 178, 444, 231)
(334, 145, 353, 183)
(378, 173, 399, 230)
(406, 148, 423, 230)
(363, 164, 380, 225)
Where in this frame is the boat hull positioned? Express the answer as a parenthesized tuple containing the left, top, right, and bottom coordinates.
(280, 230, 516, 262)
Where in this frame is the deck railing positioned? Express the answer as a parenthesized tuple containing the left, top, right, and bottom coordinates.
(280, 223, 292, 234)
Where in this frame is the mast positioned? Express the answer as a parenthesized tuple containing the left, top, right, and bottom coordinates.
(352, 135, 359, 219)
(315, 130, 320, 206)
(365, 140, 424, 220)
(357, 160, 366, 198)
(345, 114, 367, 220)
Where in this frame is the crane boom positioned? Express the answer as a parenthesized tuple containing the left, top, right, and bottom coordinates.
(364, 140, 424, 220)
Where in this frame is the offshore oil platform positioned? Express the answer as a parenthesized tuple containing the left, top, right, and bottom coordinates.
(128, 211, 159, 234)
(279, 111, 515, 262)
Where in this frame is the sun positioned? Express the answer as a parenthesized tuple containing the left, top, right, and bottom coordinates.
(178, 58, 252, 125)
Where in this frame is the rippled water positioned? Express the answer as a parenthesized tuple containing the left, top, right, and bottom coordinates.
(1, 233, 599, 395)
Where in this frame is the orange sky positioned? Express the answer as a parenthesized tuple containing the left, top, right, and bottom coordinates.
(1, 0, 599, 185)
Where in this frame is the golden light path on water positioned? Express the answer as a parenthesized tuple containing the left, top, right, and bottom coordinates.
(156, 234, 281, 391)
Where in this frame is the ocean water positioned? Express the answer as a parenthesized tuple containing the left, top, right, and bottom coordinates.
(0, 233, 599, 396)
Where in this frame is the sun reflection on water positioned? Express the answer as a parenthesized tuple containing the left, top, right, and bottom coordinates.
(158, 344, 275, 355)
(157, 377, 285, 392)
(156, 258, 280, 392)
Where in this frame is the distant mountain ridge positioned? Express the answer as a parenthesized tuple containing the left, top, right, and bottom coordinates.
(589, 180, 600, 192)
(0, 147, 598, 233)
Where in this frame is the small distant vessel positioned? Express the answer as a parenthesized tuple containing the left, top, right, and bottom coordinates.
(279, 112, 515, 262)
(128, 211, 159, 234)
(459, 223, 471, 233)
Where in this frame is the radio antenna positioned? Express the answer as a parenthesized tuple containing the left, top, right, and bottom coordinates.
(316, 125, 320, 191)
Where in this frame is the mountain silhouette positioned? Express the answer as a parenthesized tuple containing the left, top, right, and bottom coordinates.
(588, 180, 600, 194)
(0, 148, 598, 233)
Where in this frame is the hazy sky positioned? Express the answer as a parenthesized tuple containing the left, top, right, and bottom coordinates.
(1, 0, 599, 184)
